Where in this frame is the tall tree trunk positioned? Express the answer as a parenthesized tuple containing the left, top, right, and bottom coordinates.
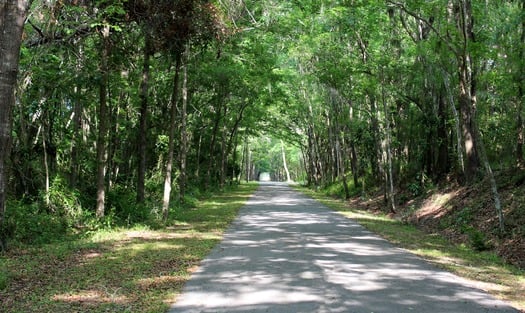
(179, 46, 189, 203)
(516, 1, 524, 167)
(96, 27, 111, 218)
(456, 0, 480, 182)
(137, 34, 151, 204)
(70, 82, 82, 188)
(70, 45, 84, 189)
(162, 53, 182, 221)
(381, 70, 396, 214)
(0, 0, 29, 252)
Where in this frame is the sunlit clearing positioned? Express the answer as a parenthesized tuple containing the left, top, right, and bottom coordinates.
(53, 289, 129, 305)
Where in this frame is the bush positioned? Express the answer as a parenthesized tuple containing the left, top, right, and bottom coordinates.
(47, 177, 86, 228)
(106, 186, 150, 225)
(6, 201, 68, 244)
(468, 229, 491, 251)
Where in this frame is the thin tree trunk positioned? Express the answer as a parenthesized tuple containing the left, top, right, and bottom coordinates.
(96, 28, 111, 218)
(245, 140, 251, 182)
(195, 133, 202, 181)
(137, 34, 151, 203)
(179, 46, 189, 203)
(350, 142, 359, 187)
(239, 135, 246, 182)
(280, 140, 291, 182)
(517, 1, 524, 167)
(219, 126, 227, 189)
(43, 128, 50, 206)
(472, 121, 505, 233)
(381, 68, 396, 214)
(443, 70, 465, 176)
(70, 45, 84, 189)
(205, 100, 224, 190)
(162, 53, 182, 221)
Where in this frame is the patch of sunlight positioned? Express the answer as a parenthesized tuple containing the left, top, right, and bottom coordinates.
(136, 275, 186, 291)
(417, 249, 466, 265)
(89, 228, 139, 242)
(53, 289, 129, 304)
(119, 242, 183, 254)
(124, 230, 191, 240)
(432, 192, 453, 205)
(202, 201, 226, 207)
(339, 210, 396, 223)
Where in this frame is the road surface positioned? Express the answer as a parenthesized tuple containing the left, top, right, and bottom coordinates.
(169, 182, 518, 313)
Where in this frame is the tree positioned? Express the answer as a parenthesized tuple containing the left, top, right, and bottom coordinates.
(0, 0, 31, 251)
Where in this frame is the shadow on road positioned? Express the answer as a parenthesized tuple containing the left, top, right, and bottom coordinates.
(169, 183, 518, 313)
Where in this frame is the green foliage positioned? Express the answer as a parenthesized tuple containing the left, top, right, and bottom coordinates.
(46, 177, 86, 227)
(6, 201, 68, 245)
(453, 207, 491, 251)
(323, 181, 346, 198)
(407, 182, 422, 197)
(106, 186, 147, 225)
(0, 270, 7, 291)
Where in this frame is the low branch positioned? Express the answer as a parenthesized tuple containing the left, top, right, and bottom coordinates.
(24, 24, 92, 48)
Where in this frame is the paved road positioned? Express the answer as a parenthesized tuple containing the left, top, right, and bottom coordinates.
(169, 183, 518, 313)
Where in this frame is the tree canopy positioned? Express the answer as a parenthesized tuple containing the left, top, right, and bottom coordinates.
(0, 0, 523, 249)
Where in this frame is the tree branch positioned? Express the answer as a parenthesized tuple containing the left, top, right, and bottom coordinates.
(387, 0, 459, 55)
(24, 24, 92, 48)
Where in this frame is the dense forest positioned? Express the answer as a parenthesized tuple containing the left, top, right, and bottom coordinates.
(0, 0, 523, 262)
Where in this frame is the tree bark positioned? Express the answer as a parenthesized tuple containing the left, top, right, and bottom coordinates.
(456, 0, 480, 182)
(96, 27, 111, 218)
(137, 34, 151, 204)
(0, 0, 30, 251)
(381, 70, 396, 214)
(179, 46, 189, 203)
(162, 53, 182, 221)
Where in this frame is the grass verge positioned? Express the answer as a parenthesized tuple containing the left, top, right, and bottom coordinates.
(296, 186, 525, 311)
(0, 183, 258, 313)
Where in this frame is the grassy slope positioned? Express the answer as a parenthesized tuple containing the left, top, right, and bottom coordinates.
(0, 183, 258, 313)
(296, 186, 525, 311)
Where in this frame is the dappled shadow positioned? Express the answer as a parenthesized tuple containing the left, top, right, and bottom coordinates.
(170, 183, 519, 313)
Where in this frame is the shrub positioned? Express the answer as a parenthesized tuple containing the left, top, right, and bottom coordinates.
(106, 186, 150, 225)
(6, 201, 67, 244)
(47, 177, 86, 228)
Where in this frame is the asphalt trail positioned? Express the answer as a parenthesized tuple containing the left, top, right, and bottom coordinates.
(169, 182, 518, 313)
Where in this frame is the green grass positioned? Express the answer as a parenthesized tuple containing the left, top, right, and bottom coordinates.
(0, 183, 258, 313)
(296, 186, 525, 311)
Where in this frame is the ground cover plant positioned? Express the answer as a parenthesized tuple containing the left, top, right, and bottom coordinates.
(0, 183, 258, 313)
(297, 186, 525, 311)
